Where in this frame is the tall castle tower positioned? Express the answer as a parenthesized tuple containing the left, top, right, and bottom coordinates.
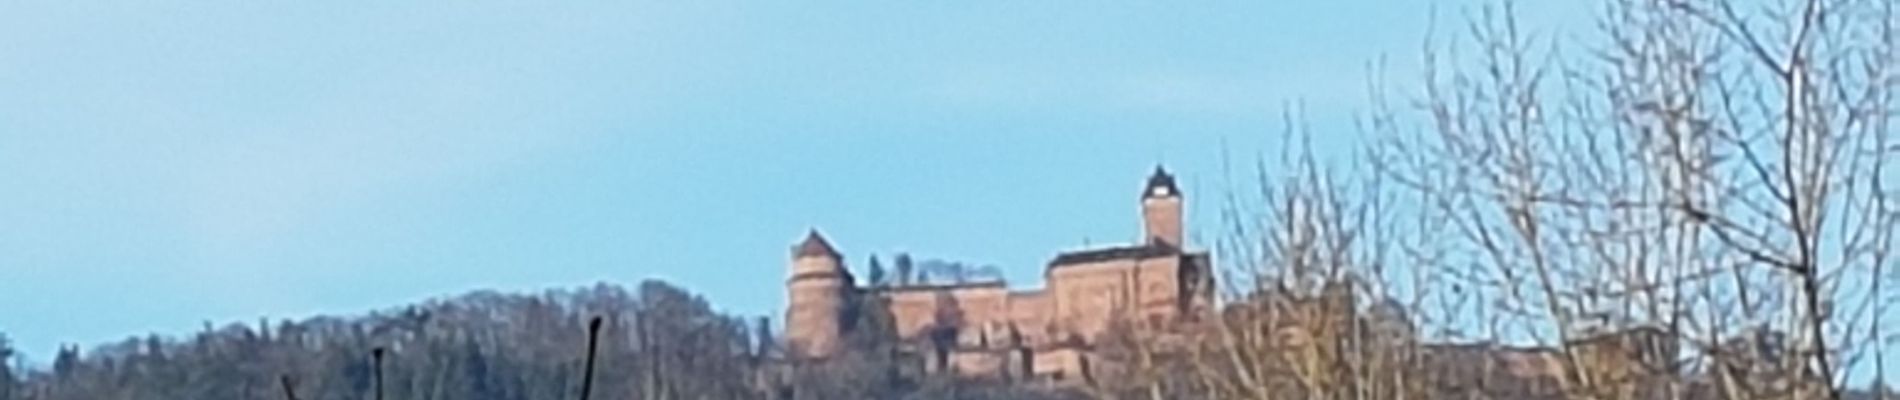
(1141, 166, 1184, 247)
(784, 230, 852, 358)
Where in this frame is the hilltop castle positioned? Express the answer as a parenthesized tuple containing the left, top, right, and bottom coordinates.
(782, 166, 1215, 381)
(772, 167, 1711, 397)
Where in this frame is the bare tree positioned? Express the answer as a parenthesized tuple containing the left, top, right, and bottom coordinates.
(1159, 110, 1434, 400)
(1380, 0, 1897, 399)
(1170, 1, 1894, 400)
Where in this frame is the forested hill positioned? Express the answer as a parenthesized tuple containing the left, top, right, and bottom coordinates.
(0, 281, 775, 400)
(1, 282, 1896, 400)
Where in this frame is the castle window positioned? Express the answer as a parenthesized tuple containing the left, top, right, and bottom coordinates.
(1017, 349, 1033, 378)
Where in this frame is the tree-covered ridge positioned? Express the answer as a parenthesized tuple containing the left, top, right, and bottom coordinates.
(0, 280, 1066, 400)
(5, 281, 763, 400)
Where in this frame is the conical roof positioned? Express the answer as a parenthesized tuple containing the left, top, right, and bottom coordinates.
(793, 229, 842, 259)
(1143, 165, 1180, 198)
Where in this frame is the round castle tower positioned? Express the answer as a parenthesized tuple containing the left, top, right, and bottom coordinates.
(784, 230, 852, 358)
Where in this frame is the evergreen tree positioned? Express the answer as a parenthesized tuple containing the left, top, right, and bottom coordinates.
(894, 253, 915, 287)
(754, 317, 775, 357)
(867, 254, 888, 288)
(51, 345, 78, 382)
(0, 333, 16, 400)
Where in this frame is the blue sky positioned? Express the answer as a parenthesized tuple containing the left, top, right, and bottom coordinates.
(0, 1, 1613, 364)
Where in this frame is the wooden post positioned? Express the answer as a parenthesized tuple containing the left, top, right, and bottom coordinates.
(371, 347, 386, 400)
(581, 316, 603, 400)
(279, 375, 300, 400)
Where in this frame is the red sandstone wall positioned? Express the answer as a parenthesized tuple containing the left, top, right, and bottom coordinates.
(1047, 255, 1180, 340)
(1031, 347, 1089, 382)
(882, 284, 1007, 342)
(885, 289, 944, 339)
(1142, 197, 1183, 247)
(785, 255, 846, 358)
(1006, 290, 1051, 345)
(785, 277, 845, 357)
(1134, 261, 1181, 326)
(949, 350, 1007, 376)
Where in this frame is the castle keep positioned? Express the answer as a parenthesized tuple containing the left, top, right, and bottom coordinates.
(782, 167, 1215, 381)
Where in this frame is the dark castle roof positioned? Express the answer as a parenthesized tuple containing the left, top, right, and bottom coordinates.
(1047, 241, 1181, 268)
(793, 230, 841, 259)
(1142, 165, 1180, 199)
(871, 280, 1008, 293)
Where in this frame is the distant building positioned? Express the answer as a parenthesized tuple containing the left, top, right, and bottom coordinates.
(781, 166, 1216, 383)
(1420, 325, 1678, 399)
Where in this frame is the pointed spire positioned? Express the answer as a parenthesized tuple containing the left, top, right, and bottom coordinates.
(793, 229, 842, 259)
(1143, 165, 1180, 199)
